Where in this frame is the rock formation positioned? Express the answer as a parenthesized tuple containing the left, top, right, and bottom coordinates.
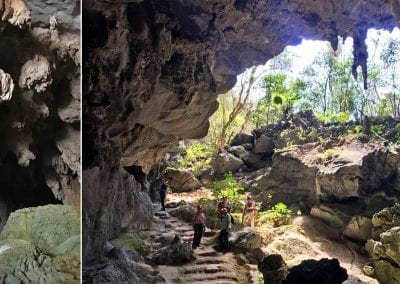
(0, 0, 80, 281)
(83, 0, 400, 270)
(0, 0, 80, 208)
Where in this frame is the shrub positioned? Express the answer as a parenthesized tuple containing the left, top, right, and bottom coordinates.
(257, 202, 292, 227)
(177, 142, 214, 173)
(212, 172, 246, 213)
(322, 149, 336, 160)
(371, 124, 385, 137)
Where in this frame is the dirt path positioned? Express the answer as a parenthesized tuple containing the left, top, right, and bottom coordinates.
(153, 210, 260, 284)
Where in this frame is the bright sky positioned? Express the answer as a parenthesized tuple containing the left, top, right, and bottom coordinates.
(237, 27, 400, 102)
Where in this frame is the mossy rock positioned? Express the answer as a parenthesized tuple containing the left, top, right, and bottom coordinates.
(111, 233, 150, 256)
(0, 205, 80, 257)
(0, 239, 80, 282)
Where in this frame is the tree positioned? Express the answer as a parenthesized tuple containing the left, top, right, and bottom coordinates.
(207, 67, 258, 149)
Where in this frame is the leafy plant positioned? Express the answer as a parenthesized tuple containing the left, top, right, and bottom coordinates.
(258, 202, 292, 227)
(212, 172, 246, 212)
(177, 142, 214, 172)
(111, 233, 150, 256)
(322, 149, 336, 160)
(371, 124, 385, 137)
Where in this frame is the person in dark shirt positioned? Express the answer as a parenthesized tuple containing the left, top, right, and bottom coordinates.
(160, 179, 167, 211)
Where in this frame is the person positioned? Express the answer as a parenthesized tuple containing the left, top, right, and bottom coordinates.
(192, 205, 206, 249)
(218, 207, 231, 250)
(242, 195, 257, 227)
(159, 179, 167, 211)
(217, 196, 231, 219)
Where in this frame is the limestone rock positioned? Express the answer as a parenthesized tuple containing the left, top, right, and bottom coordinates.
(284, 258, 348, 284)
(213, 149, 244, 174)
(231, 133, 254, 146)
(165, 169, 202, 192)
(253, 135, 275, 155)
(0, 69, 14, 102)
(0, 205, 80, 258)
(228, 145, 268, 169)
(343, 216, 373, 242)
(148, 235, 193, 265)
(231, 228, 263, 252)
(258, 254, 288, 284)
(310, 206, 347, 228)
(0, 239, 80, 282)
(366, 227, 400, 284)
(0, 0, 31, 28)
(19, 55, 53, 93)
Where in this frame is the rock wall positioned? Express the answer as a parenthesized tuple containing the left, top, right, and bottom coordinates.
(83, 0, 400, 262)
(0, 0, 80, 213)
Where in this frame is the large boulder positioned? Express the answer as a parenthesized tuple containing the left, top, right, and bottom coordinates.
(253, 135, 275, 155)
(148, 235, 193, 265)
(165, 169, 202, 192)
(231, 133, 254, 146)
(252, 136, 399, 207)
(0, 239, 80, 282)
(343, 216, 373, 242)
(231, 228, 263, 252)
(213, 149, 244, 174)
(258, 254, 288, 284)
(283, 258, 348, 284)
(228, 145, 269, 169)
(366, 227, 400, 284)
(0, 205, 80, 258)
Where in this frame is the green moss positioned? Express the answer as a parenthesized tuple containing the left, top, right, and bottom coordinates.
(110, 233, 150, 256)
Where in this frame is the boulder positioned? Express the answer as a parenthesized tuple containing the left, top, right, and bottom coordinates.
(231, 133, 254, 146)
(283, 258, 348, 284)
(343, 216, 372, 242)
(213, 149, 244, 174)
(168, 205, 195, 223)
(165, 169, 202, 192)
(366, 227, 400, 284)
(310, 206, 347, 228)
(231, 228, 263, 252)
(228, 145, 268, 169)
(0, 205, 80, 258)
(19, 55, 53, 93)
(0, 69, 14, 102)
(0, 239, 80, 282)
(148, 235, 193, 265)
(258, 254, 288, 284)
(252, 136, 399, 207)
(253, 135, 275, 155)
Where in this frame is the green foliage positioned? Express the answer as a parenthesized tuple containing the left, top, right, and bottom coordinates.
(322, 149, 336, 160)
(257, 203, 292, 227)
(111, 233, 150, 256)
(177, 142, 214, 172)
(307, 128, 318, 140)
(315, 111, 350, 124)
(347, 125, 363, 135)
(371, 124, 385, 137)
(212, 172, 246, 212)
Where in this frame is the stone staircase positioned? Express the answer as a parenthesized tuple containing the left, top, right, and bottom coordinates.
(153, 210, 260, 283)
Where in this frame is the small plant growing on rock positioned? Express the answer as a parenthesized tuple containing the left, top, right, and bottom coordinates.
(322, 149, 336, 160)
(371, 124, 385, 137)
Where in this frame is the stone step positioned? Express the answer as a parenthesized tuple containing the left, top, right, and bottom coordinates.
(195, 248, 220, 257)
(188, 281, 237, 284)
(183, 264, 233, 275)
(185, 272, 238, 282)
(194, 257, 225, 265)
(154, 211, 170, 218)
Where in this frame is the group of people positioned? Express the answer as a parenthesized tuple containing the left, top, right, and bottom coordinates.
(192, 195, 257, 250)
(159, 180, 257, 250)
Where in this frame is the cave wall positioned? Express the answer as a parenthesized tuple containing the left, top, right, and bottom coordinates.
(0, 0, 80, 219)
(83, 0, 400, 262)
